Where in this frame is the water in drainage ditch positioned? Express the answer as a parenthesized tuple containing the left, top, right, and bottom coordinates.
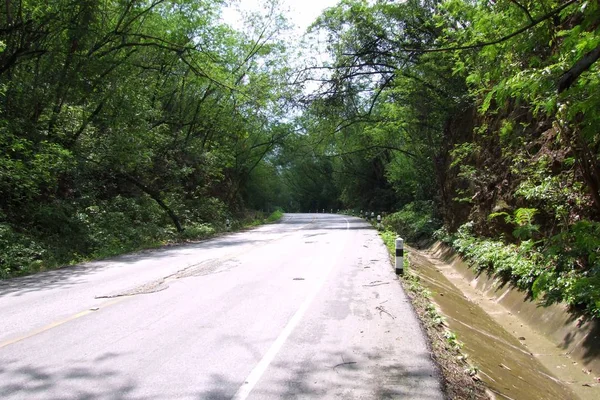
(407, 250, 575, 400)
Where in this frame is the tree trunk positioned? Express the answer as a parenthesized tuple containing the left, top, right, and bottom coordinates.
(121, 174, 185, 233)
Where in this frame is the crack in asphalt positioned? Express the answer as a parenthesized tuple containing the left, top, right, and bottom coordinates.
(93, 218, 322, 299)
(94, 258, 227, 299)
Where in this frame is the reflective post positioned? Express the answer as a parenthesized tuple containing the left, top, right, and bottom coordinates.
(395, 237, 404, 275)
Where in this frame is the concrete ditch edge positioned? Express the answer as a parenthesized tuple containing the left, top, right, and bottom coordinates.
(428, 241, 600, 374)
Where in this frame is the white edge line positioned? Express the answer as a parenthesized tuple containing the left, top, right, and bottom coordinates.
(231, 215, 350, 400)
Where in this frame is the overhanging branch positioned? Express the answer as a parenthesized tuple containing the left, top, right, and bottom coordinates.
(323, 145, 417, 159)
(399, 0, 579, 53)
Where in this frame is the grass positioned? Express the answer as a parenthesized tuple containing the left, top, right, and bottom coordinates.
(265, 209, 284, 223)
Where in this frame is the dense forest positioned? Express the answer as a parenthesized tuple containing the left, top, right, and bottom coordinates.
(1, 1, 599, 317)
(0, 0, 296, 275)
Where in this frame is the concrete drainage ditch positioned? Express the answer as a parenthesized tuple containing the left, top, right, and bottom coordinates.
(408, 243, 600, 400)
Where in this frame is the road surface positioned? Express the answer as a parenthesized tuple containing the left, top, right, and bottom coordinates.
(0, 213, 443, 399)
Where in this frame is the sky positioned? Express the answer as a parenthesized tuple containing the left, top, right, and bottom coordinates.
(280, 0, 340, 33)
(221, 0, 341, 96)
(222, 0, 340, 35)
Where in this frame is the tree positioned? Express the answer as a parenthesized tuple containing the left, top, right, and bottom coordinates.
(0, 0, 298, 276)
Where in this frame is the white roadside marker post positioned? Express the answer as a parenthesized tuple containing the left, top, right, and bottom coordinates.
(377, 214, 382, 230)
(395, 237, 404, 275)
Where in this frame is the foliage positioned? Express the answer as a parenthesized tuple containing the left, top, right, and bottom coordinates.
(303, 0, 600, 319)
(265, 209, 284, 223)
(488, 207, 540, 240)
(451, 222, 544, 289)
(383, 201, 441, 244)
(533, 220, 600, 318)
(450, 220, 600, 318)
(0, 0, 296, 278)
(0, 223, 47, 278)
(379, 230, 398, 256)
(2, 0, 600, 322)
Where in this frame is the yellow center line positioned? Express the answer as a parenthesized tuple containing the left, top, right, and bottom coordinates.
(0, 297, 128, 349)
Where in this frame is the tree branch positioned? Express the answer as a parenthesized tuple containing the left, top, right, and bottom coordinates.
(401, 0, 579, 53)
(558, 43, 600, 93)
(323, 145, 417, 159)
(508, 0, 534, 23)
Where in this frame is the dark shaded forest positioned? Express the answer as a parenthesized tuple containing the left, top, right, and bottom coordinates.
(2, 1, 599, 317)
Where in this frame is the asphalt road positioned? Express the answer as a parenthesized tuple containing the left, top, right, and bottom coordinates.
(0, 213, 443, 399)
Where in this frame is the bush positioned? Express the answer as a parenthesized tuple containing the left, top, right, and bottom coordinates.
(265, 208, 284, 223)
(533, 221, 600, 318)
(0, 192, 286, 279)
(383, 201, 441, 243)
(179, 223, 215, 240)
(0, 224, 48, 278)
(452, 222, 543, 289)
(83, 195, 170, 258)
(450, 220, 600, 319)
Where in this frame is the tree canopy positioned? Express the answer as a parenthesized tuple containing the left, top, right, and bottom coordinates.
(2, 0, 600, 318)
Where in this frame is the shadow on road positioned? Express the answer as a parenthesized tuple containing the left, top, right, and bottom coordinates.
(192, 345, 441, 400)
(0, 352, 151, 400)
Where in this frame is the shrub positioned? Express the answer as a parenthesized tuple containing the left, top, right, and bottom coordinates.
(383, 201, 441, 243)
(265, 208, 284, 223)
(0, 224, 48, 278)
(450, 220, 600, 319)
(179, 223, 215, 240)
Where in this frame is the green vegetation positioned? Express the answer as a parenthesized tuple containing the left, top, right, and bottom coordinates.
(265, 209, 284, 223)
(438, 220, 600, 319)
(382, 202, 441, 244)
(2, 0, 599, 319)
(0, 0, 294, 277)
(378, 230, 398, 255)
(295, 0, 600, 319)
